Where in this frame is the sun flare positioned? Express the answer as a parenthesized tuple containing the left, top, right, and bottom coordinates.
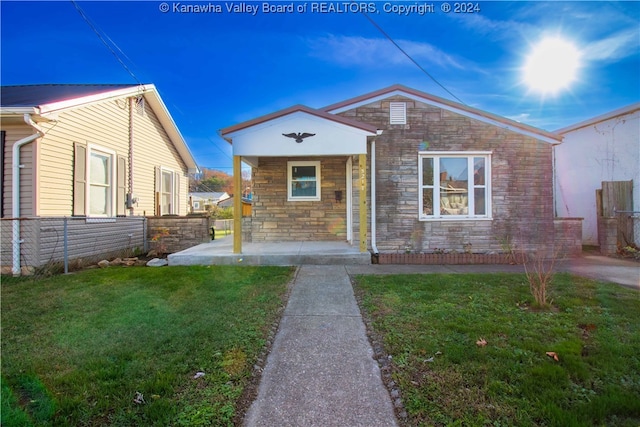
(523, 36, 581, 95)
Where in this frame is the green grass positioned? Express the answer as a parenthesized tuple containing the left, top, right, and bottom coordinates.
(353, 273, 640, 427)
(1, 265, 294, 426)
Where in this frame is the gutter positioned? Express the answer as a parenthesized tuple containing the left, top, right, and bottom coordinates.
(12, 114, 44, 275)
(370, 130, 383, 256)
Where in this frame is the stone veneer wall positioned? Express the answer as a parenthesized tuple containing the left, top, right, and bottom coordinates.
(554, 218, 583, 257)
(147, 215, 212, 253)
(338, 95, 560, 256)
(597, 217, 618, 255)
(250, 157, 349, 241)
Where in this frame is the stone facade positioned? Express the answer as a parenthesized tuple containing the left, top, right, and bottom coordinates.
(338, 95, 564, 256)
(597, 216, 618, 255)
(554, 218, 583, 257)
(240, 91, 581, 259)
(147, 215, 212, 253)
(250, 157, 352, 241)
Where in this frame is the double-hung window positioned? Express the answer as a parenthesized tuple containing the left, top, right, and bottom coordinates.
(156, 167, 180, 215)
(288, 161, 321, 201)
(88, 146, 116, 217)
(73, 143, 125, 218)
(419, 152, 491, 220)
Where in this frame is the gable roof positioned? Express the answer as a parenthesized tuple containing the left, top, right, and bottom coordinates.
(554, 102, 640, 134)
(220, 104, 379, 138)
(0, 84, 138, 108)
(323, 84, 563, 144)
(0, 84, 199, 172)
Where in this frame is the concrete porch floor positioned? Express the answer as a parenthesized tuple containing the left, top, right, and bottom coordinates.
(168, 236, 371, 266)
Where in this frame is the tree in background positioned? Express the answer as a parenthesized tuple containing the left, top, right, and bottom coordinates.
(190, 168, 233, 193)
(190, 168, 252, 198)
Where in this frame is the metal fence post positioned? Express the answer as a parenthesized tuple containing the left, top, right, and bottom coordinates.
(143, 217, 148, 253)
(63, 217, 69, 274)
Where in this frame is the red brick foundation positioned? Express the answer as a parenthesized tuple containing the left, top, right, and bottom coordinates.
(377, 252, 516, 265)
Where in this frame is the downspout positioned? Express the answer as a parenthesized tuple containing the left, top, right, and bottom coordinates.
(12, 114, 44, 275)
(370, 130, 383, 255)
(551, 138, 563, 217)
(126, 96, 135, 213)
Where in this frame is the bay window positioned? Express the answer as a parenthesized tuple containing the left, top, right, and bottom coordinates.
(419, 152, 491, 220)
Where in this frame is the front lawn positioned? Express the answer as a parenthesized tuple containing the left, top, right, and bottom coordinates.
(1, 265, 294, 426)
(353, 273, 640, 427)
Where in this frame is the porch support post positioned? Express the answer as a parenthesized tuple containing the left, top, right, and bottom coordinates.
(233, 155, 242, 254)
(358, 153, 367, 252)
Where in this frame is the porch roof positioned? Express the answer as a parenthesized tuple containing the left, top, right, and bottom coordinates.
(220, 105, 379, 160)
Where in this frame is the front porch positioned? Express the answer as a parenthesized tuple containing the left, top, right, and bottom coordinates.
(221, 105, 380, 255)
(167, 238, 371, 266)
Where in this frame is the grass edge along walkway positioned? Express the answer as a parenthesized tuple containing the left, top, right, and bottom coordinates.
(1, 265, 295, 427)
(353, 272, 640, 427)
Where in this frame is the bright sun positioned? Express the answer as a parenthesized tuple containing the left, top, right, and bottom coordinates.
(523, 36, 581, 95)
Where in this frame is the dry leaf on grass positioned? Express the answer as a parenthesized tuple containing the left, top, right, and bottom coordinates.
(546, 351, 559, 361)
(476, 338, 487, 347)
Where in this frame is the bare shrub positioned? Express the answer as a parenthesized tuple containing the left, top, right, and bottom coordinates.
(521, 249, 558, 308)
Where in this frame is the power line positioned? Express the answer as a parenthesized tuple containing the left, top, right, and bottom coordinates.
(70, 0, 142, 85)
(358, 9, 466, 105)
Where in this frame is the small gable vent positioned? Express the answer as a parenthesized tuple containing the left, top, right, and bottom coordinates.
(135, 96, 145, 116)
(390, 102, 406, 124)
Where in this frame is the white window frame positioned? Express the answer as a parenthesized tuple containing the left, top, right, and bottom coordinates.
(418, 151, 492, 221)
(159, 167, 177, 215)
(87, 144, 116, 218)
(287, 160, 321, 201)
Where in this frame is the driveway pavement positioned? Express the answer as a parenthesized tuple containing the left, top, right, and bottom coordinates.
(346, 254, 639, 290)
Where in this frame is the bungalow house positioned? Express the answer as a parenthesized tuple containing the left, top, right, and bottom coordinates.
(221, 85, 581, 262)
(554, 103, 640, 250)
(1, 84, 199, 273)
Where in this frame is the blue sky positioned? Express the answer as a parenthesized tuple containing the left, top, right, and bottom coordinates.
(2, 1, 638, 172)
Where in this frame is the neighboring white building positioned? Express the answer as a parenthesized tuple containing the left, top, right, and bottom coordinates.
(554, 103, 640, 245)
(189, 192, 228, 213)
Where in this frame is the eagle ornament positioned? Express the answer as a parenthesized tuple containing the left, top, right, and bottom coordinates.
(282, 132, 316, 143)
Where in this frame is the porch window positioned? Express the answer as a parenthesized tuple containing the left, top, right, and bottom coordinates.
(288, 161, 321, 201)
(418, 152, 491, 220)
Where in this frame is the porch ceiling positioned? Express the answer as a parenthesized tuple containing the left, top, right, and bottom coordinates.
(221, 106, 378, 158)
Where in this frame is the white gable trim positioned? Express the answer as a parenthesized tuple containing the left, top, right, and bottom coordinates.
(227, 110, 376, 157)
(37, 85, 149, 114)
(18, 85, 199, 173)
(326, 89, 561, 145)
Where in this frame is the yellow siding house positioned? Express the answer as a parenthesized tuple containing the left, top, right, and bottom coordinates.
(1, 84, 199, 273)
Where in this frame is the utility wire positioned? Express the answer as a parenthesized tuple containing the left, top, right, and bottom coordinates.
(70, 0, 142, 85)
(359, 10, 466, 105)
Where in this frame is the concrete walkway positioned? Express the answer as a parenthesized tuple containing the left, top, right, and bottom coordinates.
(244, 265, 398, 427)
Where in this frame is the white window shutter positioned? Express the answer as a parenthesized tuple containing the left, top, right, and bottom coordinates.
(390, 102, 406, 125)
